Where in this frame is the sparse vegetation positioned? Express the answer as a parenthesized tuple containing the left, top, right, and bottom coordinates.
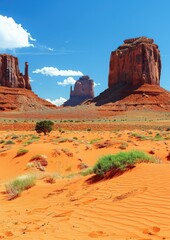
(35, 120, 54, 135)
(80, 167, 93, 176)
(4, 140, 15, 145)
(16, 148, 29, 157)
(5, 174, 36, 200)
(119, 142, 128, 150)
(93, 150, 153, 176)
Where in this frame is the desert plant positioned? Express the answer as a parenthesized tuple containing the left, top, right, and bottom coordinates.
(11, 135, 19, 139)
(35, 120, 54, 135)
(29, 154, 48, 168)
(4, 140, 15, 145)
(93, 150, 153, 176)
(16, 148, 29, 157)
(5, 174, 36, 200)
(119, 142, 128, 150)
(80, 167, 94, 176)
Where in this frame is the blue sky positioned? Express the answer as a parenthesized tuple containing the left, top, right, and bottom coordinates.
(0, 0, 170, 105)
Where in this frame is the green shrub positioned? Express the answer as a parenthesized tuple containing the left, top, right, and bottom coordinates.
(5, 174, 36, 200)
(93, 150, 153, 176)
(11, 135, 19, 139)
(4, 140, 15, 145)
(80, 167, 94, 176)
(16, 148, 29, 157)
(35, 120, 54, 135)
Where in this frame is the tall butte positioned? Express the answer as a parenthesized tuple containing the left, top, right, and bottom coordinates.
(93, 37, 170, 110)
(109, 37, 161, 87)
(0, 54, 56, 111)
(0, 54, 31, 90)
(64, 75, 94, 106)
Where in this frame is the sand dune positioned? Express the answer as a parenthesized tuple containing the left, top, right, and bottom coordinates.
(0, 129, 170, 239)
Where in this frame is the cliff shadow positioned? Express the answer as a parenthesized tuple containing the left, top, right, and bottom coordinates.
(92, 82, 142, 106)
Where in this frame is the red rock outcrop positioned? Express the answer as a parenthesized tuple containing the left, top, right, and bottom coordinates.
(0, 54, 57, 111)
(0, 86, 57, 111)
(90, 37, 170, 110)
(109, 37, 161, 88)
(0, 54, 31, 90)
(64, 75, 94, 106)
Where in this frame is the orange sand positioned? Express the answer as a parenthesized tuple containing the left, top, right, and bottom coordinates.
(0, 129, 170, 239)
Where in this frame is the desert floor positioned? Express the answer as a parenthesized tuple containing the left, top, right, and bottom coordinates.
(0, 110, 170, 239)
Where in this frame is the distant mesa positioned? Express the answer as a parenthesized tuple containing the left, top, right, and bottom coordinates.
(0, 54, 31, 90)
(64, 75, 94, 106)
(92, 36, 170, 110)
(0, 54, 57, 111)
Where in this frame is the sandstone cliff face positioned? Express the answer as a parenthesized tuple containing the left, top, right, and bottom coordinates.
(108, 37, 161, 88)
(0, 54, 57, 111)
(90, 37, 170, 110)
(64, 75, 94, 106)
(0, 54, 31, 90)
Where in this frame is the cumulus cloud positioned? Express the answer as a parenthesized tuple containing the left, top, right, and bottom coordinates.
(33, 67, 83, 77)
(46, 97, 67, 106)
(0, 15, 35, 49)
(57, 77, 76, 86)
(94, 82, 101, 87)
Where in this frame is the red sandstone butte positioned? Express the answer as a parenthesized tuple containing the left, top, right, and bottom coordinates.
(108, 37, 161, 88)
(91, 37, 170, 110)
(0, 54, 31, 90)
(64, 75, 94, 106)
(0, 54, 57, 111)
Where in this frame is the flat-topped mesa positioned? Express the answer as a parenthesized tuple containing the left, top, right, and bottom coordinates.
(64, 75, 94, 106)
(0, 54, 32, 90)
(108, 37, 161, 88)
(70, 75, 94, 98)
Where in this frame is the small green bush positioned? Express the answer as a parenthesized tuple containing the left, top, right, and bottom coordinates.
(35, 120, 54, 135)
(5, 174, 36, 200)
(16, 148, 29, 157)
(4, 140, 15, 145)
(93, 150, 153, 176)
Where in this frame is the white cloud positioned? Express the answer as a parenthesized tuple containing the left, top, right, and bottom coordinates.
(57, 77, 76, 86)
(33, 67, 83, 77)
(46, 97, 67, 106)
(48, 47, 54, 51)
(94, 82, 101, 87)
(0, 15, 35, 49)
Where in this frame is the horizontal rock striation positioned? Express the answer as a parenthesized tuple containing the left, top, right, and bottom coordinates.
(0, 54, 31, 90)
(90, 37, 170, 110)
(0, 86, 57, 111)
(108, 37, 161, 88)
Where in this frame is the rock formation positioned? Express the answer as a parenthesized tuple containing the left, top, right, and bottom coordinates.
(109, 37, 161, 88)
(0, 86, 57, 111)
(0, 54, 57, 111)
(0, 54, 31, 90)
(64, 75, 94, 106)
(91, 37, 170, 111)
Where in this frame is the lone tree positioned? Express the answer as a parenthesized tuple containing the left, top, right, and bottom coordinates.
(35, 120, 54, 135)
